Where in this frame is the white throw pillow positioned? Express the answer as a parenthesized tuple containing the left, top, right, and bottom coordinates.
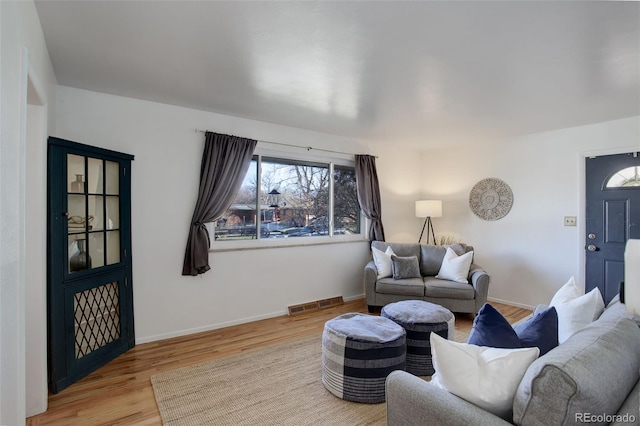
(430, 333, 540, 419)
(371, 246, 396, 279)
(550, 283, 605, 343)
(435, 247, 474, 283)
(549, 276, 582, 307)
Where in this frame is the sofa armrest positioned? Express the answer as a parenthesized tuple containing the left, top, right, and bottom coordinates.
(469, 263, 489, 313)
(386, 371, 511, 426)
(364, 260, 378, 306)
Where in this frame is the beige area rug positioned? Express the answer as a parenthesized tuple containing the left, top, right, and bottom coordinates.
(151, 329, 469, 426)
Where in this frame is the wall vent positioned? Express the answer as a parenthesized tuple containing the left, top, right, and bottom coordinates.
(317, 296, 344, 309)
(288, 296, 344, 316)
(288, 302, 319, 316)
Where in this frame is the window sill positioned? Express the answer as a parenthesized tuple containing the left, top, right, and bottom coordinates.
(209, 235, 369, 253)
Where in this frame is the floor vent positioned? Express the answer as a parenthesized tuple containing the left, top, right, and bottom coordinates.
(288, 296, 344, 316)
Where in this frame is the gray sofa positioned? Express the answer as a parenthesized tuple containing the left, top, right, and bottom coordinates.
(364, 242, 490, 314)
(386, 298, 640, 426)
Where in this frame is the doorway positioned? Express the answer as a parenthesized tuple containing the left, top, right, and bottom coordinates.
(585, 153, 640, 303)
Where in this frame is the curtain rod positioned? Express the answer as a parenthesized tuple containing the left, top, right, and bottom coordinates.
(194, 128, 377, 158)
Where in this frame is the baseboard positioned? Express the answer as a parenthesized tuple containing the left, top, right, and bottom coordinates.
(135, 309, 288, 344)
(487, 297, 535, 311)
(343, 293, 365, 302)
(136, 293, 367, 345)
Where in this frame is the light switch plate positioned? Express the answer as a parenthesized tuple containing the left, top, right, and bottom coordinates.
(564, 216, 577, 226)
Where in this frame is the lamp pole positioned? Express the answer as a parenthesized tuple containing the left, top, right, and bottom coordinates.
(415, 200, 442, 244)
(418, 217, 436, 244)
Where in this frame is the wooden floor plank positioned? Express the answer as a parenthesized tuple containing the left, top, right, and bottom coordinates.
(27, 299, 530, 425)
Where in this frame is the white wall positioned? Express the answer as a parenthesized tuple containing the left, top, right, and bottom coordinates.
(418, 116, 640, 308)
(373, 145, 424, 244)
(55, 86, 385, 343)
(1, 0, 57, 423)
(25, 94, 48, 418)
(55, 86, 640, 340)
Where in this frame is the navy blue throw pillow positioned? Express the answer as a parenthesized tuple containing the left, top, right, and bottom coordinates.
(467, 303, 522, 349)
(513, 306, 559, 356)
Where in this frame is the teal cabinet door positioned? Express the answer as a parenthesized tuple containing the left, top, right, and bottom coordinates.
(48, 137, 135, 393)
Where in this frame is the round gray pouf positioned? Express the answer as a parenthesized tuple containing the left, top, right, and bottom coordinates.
(322, 313, 406, 403)
(381, 300, 455, 376)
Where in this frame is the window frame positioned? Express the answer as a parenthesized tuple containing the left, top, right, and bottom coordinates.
(604, 166, 640, 189)
(209, 148, 367, 251)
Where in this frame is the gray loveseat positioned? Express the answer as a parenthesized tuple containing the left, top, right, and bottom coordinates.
(364, 242, 490, 314)
(386, 298, 640, 426)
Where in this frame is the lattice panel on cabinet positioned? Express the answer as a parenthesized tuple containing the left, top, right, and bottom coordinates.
(74, 281, 121, 359)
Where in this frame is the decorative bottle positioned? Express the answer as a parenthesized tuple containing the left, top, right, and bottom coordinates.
(70, 174, 85, 192)
(69, 239, 92, 272)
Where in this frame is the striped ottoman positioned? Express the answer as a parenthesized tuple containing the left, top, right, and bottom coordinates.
(322, 313, 406, 403)
(381, 300, 454, 376)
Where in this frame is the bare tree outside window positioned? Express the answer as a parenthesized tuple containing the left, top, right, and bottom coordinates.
(334, 166, 361, 235)
(213, 155, 360, 240)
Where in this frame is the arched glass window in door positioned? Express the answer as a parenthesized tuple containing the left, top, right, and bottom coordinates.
(605, 166, 640, 188)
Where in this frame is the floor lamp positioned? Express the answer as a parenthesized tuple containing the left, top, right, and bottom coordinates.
(416, 200, 442, 244)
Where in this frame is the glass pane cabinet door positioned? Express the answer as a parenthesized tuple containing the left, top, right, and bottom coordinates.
(48, 137, 134, 394)
(67, 156, 122, 273)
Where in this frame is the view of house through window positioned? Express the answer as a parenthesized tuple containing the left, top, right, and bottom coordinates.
(213, 155, 361, 240)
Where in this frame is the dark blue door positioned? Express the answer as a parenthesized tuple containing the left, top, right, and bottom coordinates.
(585, 153, 640, 303)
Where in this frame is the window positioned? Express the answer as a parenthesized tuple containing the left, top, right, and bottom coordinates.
(606, 166, 640, 188)
(333, 165, 361, 235)
(213, 154, 362, 242)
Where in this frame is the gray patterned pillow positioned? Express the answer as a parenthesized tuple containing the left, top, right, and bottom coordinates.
(391, 255, 421, 280)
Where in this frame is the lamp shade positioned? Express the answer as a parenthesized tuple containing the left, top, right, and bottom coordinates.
(415, 200, 442, 218)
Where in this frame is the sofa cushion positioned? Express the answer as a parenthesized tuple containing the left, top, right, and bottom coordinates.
(376, 277, 425, 297)
(468, 304, 559, 356)
(391, 255, 421, 280)
(549, 276, 582, 306)
(419, 245, 447, 276)
(372, 245, 396, 279)
(431, 333, 539, 420)
(550, 281, 604, 343)
(372, 241, 421, 259)
(446, 243, 468, 256)
(599, 294, 638, 323)
(436, 248, 474, 283)
(513, 317, 640, 426)
(512, 306, 558, 356)
(468, 303, 522, 348)
(424, 277, 475, 300)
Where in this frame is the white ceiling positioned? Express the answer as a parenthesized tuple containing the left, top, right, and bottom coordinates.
(35, 1, 640, 149)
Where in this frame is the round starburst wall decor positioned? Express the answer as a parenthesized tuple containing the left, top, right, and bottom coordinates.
(469, 178, 513, 221)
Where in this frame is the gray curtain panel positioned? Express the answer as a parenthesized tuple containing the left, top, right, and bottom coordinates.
(182, 132, 257, 275)
(355, 154, 385, 241)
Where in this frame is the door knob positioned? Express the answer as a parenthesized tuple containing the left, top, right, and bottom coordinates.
(587, 244, 597, 252)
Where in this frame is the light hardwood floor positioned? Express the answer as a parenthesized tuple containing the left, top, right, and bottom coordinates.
(27, 299, 531, 425)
